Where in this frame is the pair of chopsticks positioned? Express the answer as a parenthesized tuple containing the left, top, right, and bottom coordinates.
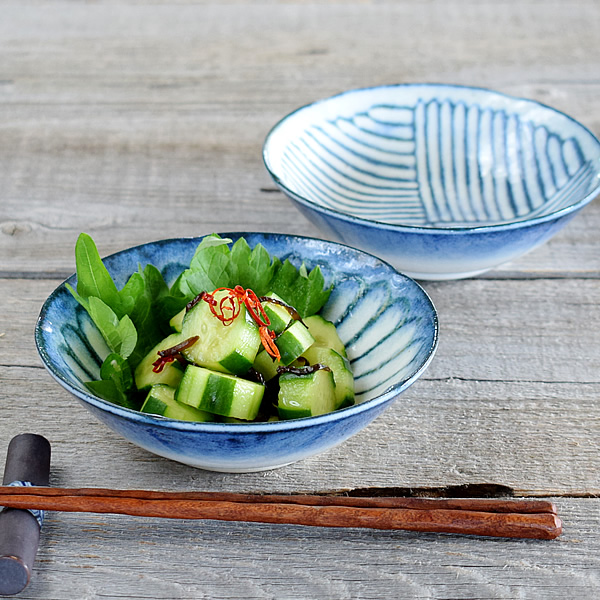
(0, 486, 561, 539)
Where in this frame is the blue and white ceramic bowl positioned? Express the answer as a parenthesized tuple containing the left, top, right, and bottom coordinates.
(263, 84, 600, 280)
(35, 233, 438, 472)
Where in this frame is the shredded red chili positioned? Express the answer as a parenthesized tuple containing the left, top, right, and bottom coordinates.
(198, 286, 282, 361)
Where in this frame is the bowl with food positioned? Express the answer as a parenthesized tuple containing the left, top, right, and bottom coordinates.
(35, 232, 438, 472)
(263, 84, 600, 280)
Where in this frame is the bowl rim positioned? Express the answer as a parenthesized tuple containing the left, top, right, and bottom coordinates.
(262, 83, 600, 234)
(35, 232, 439, 433)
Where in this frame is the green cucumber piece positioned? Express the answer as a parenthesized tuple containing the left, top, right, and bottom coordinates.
(262, 292, 293, 334)
(303, 315, 347, 357)
(253, 350, 307, 381)
(141, 384, 216, 422)
(253, 348, 281, 381)
(176, 364, 265, 420)
(302, 345, 355, 409)
(252, 321, 313, 376)
(181, 290, 261, 375)
(169, 308, 186, 333)
(134, 333, 185, 391)
(274, 320, 314, 366)
(277, 368, 336, 420)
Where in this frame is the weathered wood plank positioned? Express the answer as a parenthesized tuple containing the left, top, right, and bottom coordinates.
(1, 1, 599, 274)
(16, 498, 600, 599)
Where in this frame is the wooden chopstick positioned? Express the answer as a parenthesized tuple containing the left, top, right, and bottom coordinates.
(0, 486, 559, 512)
(0, 486, 562, 540)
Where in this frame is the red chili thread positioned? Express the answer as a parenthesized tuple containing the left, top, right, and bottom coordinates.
(199, 287, 282, 361)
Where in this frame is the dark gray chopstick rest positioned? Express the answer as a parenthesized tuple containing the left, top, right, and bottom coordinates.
(0, 434, 51, 596)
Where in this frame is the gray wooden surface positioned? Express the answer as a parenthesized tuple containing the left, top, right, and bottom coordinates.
(1, 1, 599, 598)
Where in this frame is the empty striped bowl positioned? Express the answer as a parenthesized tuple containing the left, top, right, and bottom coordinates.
(263, 84, 600, 279)
(36, 233, 438, 472)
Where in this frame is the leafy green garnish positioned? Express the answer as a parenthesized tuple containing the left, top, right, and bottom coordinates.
(87, 297, 137, 358)
(67, 232, 332, 408)
(174, 235, 279, 298)
(67, 233, 124, 317)
(169, 234, 329, 316)
(269, 260, 331, 319)
(85, 353, 138, 409)
(179, 235, 236, 296)
(229, 237, 280, 294)
(120, 264, 170, 365)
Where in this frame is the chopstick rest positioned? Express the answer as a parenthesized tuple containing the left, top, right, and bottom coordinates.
(0, 434, 51, 596)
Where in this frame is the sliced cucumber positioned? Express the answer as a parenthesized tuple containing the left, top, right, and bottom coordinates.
(303, 315, 347, 357)
(262, 292, 294, 334)
(141, 384, 216, 422)
(253, 348, 281, 381)
(274, 320, 314, 366)
(302, 345, 355, 409)
(220, 416, 249, 423)
(277, 368, 336, 420)
(169, 308, 186, 333)
(181, 290, 261, 375)
(134, 333, 185, 391)
(253, 349, 308, 381)
(176, 364, 265, 421)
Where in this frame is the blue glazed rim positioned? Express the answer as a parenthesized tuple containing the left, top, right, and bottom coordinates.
(262, 83, 600, 234)
(35, 232, 439, 434)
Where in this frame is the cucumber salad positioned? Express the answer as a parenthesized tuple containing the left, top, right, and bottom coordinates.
(67, 233, 354, 423)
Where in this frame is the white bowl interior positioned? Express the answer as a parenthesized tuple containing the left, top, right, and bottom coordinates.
(264, 85, 600, 228)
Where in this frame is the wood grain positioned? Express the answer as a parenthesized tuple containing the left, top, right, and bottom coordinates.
(1, 1, 599, 275)
(24, 499, 600, 599)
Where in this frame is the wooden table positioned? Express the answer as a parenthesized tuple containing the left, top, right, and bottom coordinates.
(1, 2, 599, 598)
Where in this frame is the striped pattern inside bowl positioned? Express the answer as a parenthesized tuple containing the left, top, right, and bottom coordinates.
(269, 87, 600, 228)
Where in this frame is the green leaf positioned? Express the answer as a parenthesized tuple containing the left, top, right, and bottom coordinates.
(85, 380, 127, 405)
(100, 353, 134, 393)
(116, 317, 137, 358)
(120, 264, 171, 367)
(87, 297, 137, 358)
(73, 233, 124, 317)
(230, 239, 278, 295)
(85, 354, 139, 409)
(65, 282, 89, 312)
(141, 264, 169, 304)
(269, 260, 331, 318)
(118, 270, 145, 315)
(191, 234, 232, 255)
(165, 270, 193, 306)
(156, 291, 190, 325)
(184, 239, 233, 295)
